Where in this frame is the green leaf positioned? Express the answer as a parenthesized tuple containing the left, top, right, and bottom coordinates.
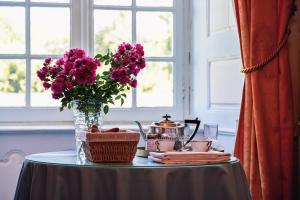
(59, 107, 64, 112)
(121, 93, 126, 98)
(115, 95, 121, 100)
(121, 98, 124, 106)
(104, 105, 109, 114)
(94, 54, 102, 59)
(107, 98, 114, 105)
(96, 74, 101, 81)
(103, 71, 110, 76)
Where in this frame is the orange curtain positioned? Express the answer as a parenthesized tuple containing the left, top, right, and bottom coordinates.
(234, 0, 295, 199)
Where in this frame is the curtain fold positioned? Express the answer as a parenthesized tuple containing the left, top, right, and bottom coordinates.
(233, 0, 295, 199)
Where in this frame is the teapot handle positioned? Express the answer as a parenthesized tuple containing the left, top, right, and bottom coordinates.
(183, 117, 201, 146)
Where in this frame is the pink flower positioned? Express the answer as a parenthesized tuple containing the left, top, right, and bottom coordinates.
(119, 67, 128, 77)
(110, 67, 131, 84)
(138, 58, 146, 69)
(133, 68, 140, 76)
(135, 44, 144, 56)
(64, 61, 73, 74)
(64, 48, 86, 62)
(125, 43, 132, 50)
(69, 69, 76, 76)
(120, 55, 130, 66)
(130, 79, 137, 88)
(118, 44, 126, 54)
(129, 63, 136, 72)
(75, 67, 96, 85)
(113, 53, 121, 61)
(110, 69, 120, 80)
(72, 57, 99, 85)
(49, 65, 63, 78)
(110, 43, 146, 86)
(118, 67, 130, 84)
(52, 93, 61, 100)
(44, 58, 52, 66)
(56, 76, 64, 83)
(43, 82, 51, 89)
(119, 75, 130, 84)
(56, 58, 64, 66)
(36, 47, 107, 104)
(74, 59, 83, 68)
(130, 52, 138, 62)
(51, 82, 63, 95)
(41, 66, 49, 74)
(37, 70, 46, 81)
(73, 48, 86, 58)
(65, 80, 73, 90)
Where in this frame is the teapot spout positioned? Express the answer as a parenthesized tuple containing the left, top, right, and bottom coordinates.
(134, 121, 147, 141)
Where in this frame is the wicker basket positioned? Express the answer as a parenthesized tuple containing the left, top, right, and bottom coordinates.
(83, 130, 140, 163)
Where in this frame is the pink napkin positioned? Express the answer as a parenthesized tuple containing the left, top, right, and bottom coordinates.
(149, 151, 231, 164)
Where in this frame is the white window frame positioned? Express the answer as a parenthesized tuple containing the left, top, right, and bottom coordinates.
(0, 0, 190, 123)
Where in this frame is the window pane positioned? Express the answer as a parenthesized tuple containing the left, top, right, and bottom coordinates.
(0, 7, 25, 54)
(136, 0, 172, 7)
(137, 12, 173, 57)
(31, 7, 70, 55)
(31, 60, 60, 107)
(94, 0, 131, 6)
(137, 62, 173, 107)
(94, 10, 131, 54)
(0, 60, 25, 107)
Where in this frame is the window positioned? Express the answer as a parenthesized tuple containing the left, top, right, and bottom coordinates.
(0, 0, 188, 122)
(191, 0, 242, 133)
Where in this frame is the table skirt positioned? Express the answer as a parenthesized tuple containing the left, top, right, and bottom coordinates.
(14, 152, 251, 200)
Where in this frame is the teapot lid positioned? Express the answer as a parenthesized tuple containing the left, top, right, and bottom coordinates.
(158, 114, 177, 127)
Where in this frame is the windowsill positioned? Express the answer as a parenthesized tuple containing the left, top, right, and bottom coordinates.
(0, 122, 236, 135)
(0, 121, 151, 132)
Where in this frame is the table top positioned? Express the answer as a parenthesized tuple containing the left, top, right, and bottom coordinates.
(16, 151, 250, 200)
(25, 151, 238, 168)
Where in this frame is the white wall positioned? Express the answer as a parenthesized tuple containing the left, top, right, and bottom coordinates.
(0, 130, 75, 200)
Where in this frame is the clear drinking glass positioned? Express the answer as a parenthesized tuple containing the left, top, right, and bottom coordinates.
(203, 123, 219, 151)
(203, 123, 219, 141)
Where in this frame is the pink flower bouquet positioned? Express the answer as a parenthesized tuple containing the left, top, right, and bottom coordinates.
(37, 43, 146, 114)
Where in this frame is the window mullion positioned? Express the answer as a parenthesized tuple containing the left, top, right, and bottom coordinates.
(29, 55, 62, 59)
(88, 0, 94, 56)
(132, 0, 137, 109)
(79, 0, 91, 54)
(0, 54, 26, 59)
(132, 1, 136, 43)
(146, 57, 175, 62)
(25, 0, 31, 108)
(71, 0, 82, 48)
(93, 5, 174, 12)
(29, 2, 71, 7)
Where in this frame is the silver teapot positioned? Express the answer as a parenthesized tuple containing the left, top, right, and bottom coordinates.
(135, 115, 200, 151)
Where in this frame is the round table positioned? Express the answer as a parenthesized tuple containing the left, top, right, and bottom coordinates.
(14, 151, 251, 200)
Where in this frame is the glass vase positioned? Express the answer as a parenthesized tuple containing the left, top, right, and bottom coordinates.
(72, 100, 103, 160)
